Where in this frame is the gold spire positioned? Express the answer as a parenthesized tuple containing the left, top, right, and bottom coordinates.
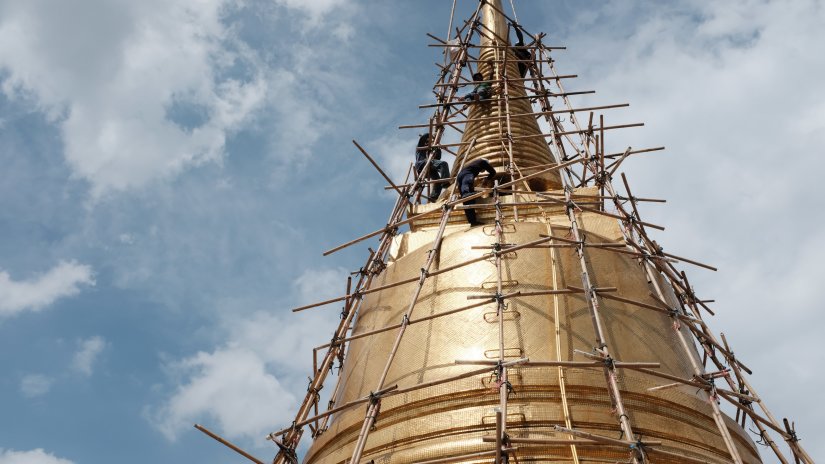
(481, 0, 509, 46)
(455, 0, 562, 190)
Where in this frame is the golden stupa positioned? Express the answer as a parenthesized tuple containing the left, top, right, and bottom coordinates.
(255, 2, 810, 464)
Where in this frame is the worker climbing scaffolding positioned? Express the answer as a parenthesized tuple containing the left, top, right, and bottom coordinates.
(511, 22, 531, 78)
(457, 157, 496, 226)
(462, 72, 492, 102)
(414, 133, 450, 202)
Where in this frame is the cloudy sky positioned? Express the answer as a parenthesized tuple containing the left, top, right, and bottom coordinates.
(0, 0, 822, 463)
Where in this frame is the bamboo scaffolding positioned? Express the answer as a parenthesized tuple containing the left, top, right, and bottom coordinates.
(270, 4, 810, 464)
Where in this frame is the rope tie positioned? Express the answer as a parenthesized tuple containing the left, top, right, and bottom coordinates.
(273, 433, 298, 464)
(603, 355, 616, 370)
(306, 378, 322, 400)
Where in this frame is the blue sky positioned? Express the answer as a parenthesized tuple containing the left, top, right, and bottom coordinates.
(1, 1, 823, 463)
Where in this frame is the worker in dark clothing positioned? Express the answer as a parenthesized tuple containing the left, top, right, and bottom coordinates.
(457, 158, 496, 226)
(511, 22, 531, 78)
(463, 72, 492, 102)
(415, 133, 450, 201)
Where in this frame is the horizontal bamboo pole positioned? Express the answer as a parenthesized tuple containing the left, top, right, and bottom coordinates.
(429, 42, 564, 50)
(399, 103, 628, 129)
(384, 177, 455, 190)
(418, 90, 597, 109)
(456, 200, 600, 210)
(484, 436, 661, 447)
(482, 437, 605, 446)
(314, 299, 495, 350)
(195, 424, 265, 464)
(604, 146, 665, 159)
(552, 425, 644, 448)
(466, 58, 557, 64)
(431, 123, 644, 149)
(624, 366, 709, 390)
(454, 360, 660, 369)
(432, 74, 577, 88)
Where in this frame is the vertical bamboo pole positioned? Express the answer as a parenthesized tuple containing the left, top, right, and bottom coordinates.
(493, 180, 509, 462)
(547, 231, 581, 464)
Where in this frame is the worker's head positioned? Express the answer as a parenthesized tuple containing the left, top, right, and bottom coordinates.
(472, 72, 484, 82)
(417, 133, 431, 148)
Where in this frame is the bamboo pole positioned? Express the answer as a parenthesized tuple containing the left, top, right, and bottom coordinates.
(535, 49, 646, 464)
(428, 123, 644, 149)
(313, 299, 495, 350)
(418, 90, 597, 109)
(352, 140, 406, 200)
(400, 103, 628, 130)
(195, 424, 265, 464)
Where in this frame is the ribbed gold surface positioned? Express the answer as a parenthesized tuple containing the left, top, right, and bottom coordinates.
(306, 216, 759, 463)
(452, 1, 562, 190)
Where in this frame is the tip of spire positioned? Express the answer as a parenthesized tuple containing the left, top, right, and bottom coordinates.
(481, 0, 509, 45)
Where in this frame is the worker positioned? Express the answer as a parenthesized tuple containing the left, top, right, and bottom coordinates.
(463, 72, 492, 102)
(511, 22, 531, 78)
(415, 133, 450, 201)
(457, 157, 496, 226)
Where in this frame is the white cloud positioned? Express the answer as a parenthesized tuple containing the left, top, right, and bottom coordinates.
(0, 449, 74, 464)
(71, 336, 106, 377)
(149, 346, 295, 441)
(0, 261, 94, 317)
(150, 267, 344, 441)
(275, 0, 350, 23)
(0, 0, 267, 197)
(293, 266, 349, 303)
(19, 374, 53, 398)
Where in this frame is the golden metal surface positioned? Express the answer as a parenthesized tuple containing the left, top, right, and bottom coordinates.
(306, 219, 760, 463)
(453, 0, 562, 191)
(304, 2, 760, 462)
